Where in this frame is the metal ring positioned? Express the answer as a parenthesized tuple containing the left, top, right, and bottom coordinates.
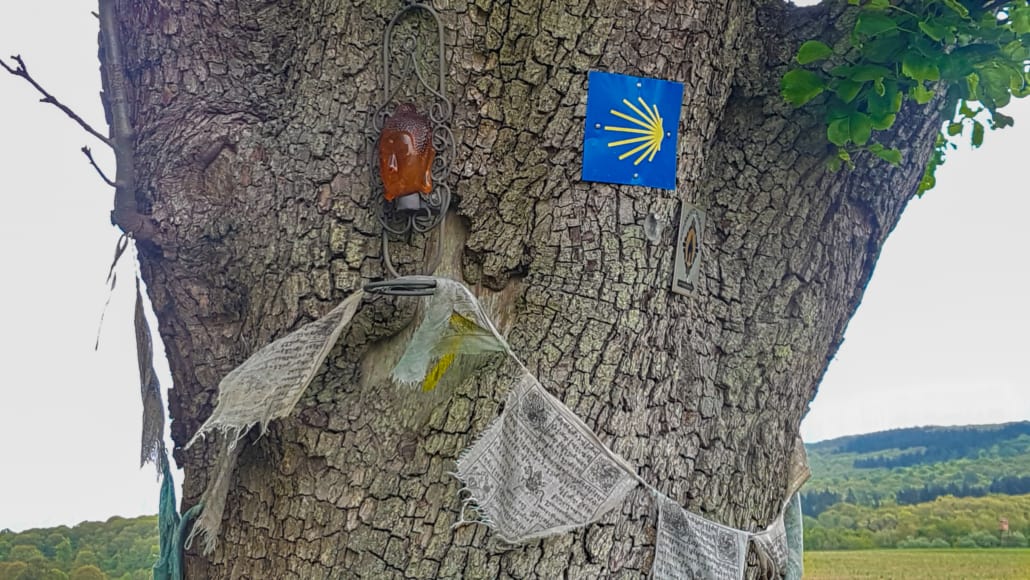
(364, 275, 438, 296)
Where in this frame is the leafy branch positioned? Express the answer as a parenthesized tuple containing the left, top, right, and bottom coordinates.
(783, 0, 1030, 193)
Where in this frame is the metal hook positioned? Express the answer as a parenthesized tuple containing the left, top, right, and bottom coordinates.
(364, 275, 438, 296)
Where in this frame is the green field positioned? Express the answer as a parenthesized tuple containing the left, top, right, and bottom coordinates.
(805, 549, 1030, 579)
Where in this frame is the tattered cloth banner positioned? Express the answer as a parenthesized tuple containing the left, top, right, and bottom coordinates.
(134, 277, 166, 470)
(652, 492, 751, 580)
(455, 373, 640, 542)
(185, 290, 365, 553)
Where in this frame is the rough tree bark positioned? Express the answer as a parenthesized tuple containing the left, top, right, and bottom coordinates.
(107, 0, 943, 577)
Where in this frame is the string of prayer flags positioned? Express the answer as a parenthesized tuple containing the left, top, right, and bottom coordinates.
(185, 290, 365, 553)
(455, 373, 639, 542)
(178, 274, 812, 570)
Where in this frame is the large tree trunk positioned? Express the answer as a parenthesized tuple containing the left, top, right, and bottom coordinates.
(112, 0, 942, 577)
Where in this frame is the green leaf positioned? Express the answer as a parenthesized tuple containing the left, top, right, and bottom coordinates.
(965, 73, 979, 101)
(834, 79, 863, 103)
(849, 111, 873, 146)
(1001, 40, 1028, 64)
(782, 69, 826, 107)
(978, 64, 1013, 106)
(850, 64, 893, 82)
(827, 117, 851, 146)
(902, 53, 941, 82)
(992, 112, 1015, 129)
(891, 88, 903, 112)
(911, 83, 934, 104)
(874, 146, 902, 165)
(1009, 67, 1026, 93)
(861, 33, 907, 64)
(830, 65, 853, 78)
(873, 78, 885, 96)
(870, 112, 896, 130)
(1013, 8, 1030, 35)
(868, 82, 903, 118)
(855, 12, 897, 37)
(971, 120, 984, 148)
(918, 173, 936, 193)
(918, 20, 946, 42)
(947, 122, 963, 136)
(797, 40, 833, 64)
(838, 147, 855, 170)
(941, 0, 970, 19)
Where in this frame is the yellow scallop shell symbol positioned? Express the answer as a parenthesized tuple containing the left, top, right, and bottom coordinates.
(604, 97, 665, 166)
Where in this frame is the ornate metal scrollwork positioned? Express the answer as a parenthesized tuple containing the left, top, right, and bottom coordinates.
(367, 0, 453, 278)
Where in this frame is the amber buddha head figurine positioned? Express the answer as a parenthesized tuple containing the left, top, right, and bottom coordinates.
(378, 103, 436, 203)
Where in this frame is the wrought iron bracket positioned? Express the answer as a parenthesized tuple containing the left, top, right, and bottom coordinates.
(366, 0, 453, 279)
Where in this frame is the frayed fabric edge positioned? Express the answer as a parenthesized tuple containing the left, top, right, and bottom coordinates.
(184, 441, 241, 555)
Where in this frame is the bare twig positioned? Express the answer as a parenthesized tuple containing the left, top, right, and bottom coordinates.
(82, 146, 115, 187)
(0, 54, 113, 148)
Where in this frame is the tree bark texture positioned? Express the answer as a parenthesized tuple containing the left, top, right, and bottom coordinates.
(111, 0, 943, 577)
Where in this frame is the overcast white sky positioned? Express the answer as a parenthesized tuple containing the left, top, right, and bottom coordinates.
(1, 2, 1027, 533)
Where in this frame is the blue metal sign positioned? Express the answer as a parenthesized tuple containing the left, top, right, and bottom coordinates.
(581, 71, 684, 190)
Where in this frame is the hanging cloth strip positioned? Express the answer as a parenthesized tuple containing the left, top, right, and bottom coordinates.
(152, 450, 202, 580)
(184, 290, 365, 553)
(121, 244, 201, 580)
(134, 276, 165, 471)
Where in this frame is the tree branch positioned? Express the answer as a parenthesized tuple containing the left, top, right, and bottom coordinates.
(82, 146, 115, 187)
(98, 0, 155, 239)
(0, 54, 113, 148)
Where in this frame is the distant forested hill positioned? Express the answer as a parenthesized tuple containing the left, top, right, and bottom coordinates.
(802, 421, 1030, 550)
(804, 421, 1030, 513)
(0, 515, 157, 580)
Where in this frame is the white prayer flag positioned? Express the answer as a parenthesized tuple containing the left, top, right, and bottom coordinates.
(653, 492, 750, 580)
(456, 373, 639, 542)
